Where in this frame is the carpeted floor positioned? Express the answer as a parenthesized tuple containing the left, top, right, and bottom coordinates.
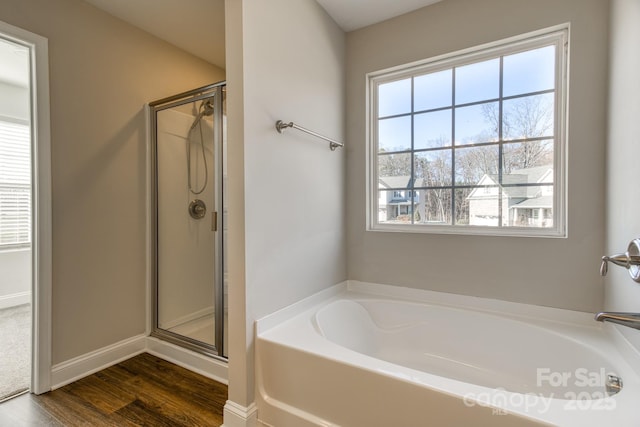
(0, 304, 30, 402)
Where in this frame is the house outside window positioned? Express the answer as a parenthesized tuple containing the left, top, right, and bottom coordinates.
(368, 26, 568, 237)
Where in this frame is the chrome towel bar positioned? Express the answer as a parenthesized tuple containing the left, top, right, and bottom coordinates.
(275, 120, 343, 151)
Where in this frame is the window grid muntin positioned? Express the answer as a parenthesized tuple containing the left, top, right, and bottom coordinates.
(379, 88, 555, 121)
(378, 90, 555, 155)
(377, 80, 556, 226)
(371, 28, 566, 235)
(410, 74, 416, 224)
(450, 67, 456, 224)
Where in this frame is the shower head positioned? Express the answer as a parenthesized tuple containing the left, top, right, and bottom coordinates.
(201, 99, 214, 116)
(189, 99, 214, 131)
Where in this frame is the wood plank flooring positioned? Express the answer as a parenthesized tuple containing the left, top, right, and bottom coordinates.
(0, 353, 228, 426)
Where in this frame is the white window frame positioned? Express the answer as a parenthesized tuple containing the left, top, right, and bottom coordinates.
(366, 25, 568, 238)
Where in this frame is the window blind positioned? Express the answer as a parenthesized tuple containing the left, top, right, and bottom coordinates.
(0, 120, 31, 247)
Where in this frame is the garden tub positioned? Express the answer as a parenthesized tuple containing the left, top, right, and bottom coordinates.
(255, 282, 640, 426)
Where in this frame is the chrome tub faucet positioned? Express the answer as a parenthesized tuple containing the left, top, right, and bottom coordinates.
(595, 312, 640, 330)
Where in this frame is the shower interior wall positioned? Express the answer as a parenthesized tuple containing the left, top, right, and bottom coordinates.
(156, 106, 216, 340)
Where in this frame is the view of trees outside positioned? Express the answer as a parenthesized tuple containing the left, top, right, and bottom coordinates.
(377, 43, 556, 227)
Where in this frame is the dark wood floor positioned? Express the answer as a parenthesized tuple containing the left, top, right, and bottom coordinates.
(0, 353, 228, 426)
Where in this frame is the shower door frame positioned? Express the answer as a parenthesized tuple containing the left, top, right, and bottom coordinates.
(148, 82, 226, 359)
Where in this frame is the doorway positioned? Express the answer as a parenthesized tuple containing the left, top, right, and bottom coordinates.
(0, 20, 52, 398)
(0, 34, 32, 402)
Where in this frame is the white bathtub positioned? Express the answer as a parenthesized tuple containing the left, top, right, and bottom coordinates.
(256, 281, 640, 426)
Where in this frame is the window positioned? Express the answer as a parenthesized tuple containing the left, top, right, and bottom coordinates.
(0, 119, 31, 248)
(368, 26, 567, 237)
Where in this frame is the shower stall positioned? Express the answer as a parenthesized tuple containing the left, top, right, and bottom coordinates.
(148, 82, 226, 358)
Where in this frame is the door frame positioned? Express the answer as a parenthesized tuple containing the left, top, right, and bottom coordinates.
(0, 20, 53, 395)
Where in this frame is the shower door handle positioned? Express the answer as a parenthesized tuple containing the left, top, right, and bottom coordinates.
(212, 211, 218, 232)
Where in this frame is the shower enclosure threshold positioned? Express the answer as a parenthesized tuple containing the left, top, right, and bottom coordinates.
(168, 314, 215, 346)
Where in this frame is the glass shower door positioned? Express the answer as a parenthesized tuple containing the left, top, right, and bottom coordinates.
(150, 83, 225, 358)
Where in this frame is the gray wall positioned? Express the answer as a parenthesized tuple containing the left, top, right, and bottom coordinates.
(606, 0, 640, 348)
(225, 0, 346, 408)
(346, 0, 609, 312)
(0, 0, 225, 365)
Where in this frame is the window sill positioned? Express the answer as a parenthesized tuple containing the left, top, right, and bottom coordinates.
(368, 223, 566, 238)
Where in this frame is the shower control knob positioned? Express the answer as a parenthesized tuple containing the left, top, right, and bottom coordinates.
(189, 199, 207, 219)
(601, 238, 640, 283)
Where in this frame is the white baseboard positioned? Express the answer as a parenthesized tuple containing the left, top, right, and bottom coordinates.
(222, 401, 258, 427)
(49, 334, 228, 391)
(0, 291, 31, 310)
(146, 336, 228, 385)
(51, 334, 147, 389)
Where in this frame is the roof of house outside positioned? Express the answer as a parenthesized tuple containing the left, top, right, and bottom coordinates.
(511, 195, 553, 209)
(471, 166, 553, 199)
(379, 175, 425, 189)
